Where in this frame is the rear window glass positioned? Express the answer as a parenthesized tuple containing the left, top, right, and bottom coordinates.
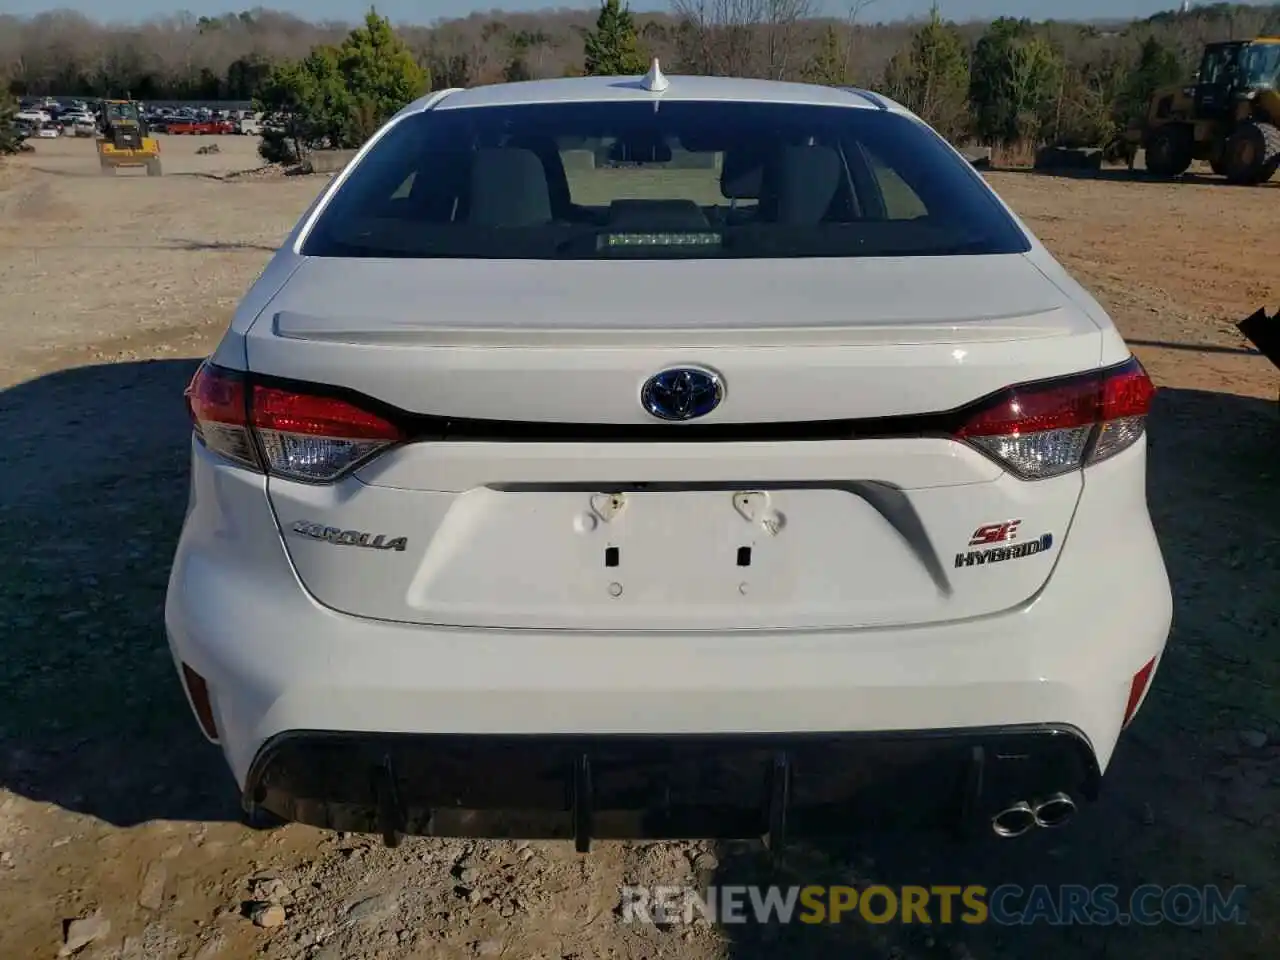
(301, 100, 1030, 260)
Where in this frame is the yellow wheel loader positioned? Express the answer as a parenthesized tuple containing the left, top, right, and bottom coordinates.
(1125, 38, 1280, 185)
(96, 99, 162, 176)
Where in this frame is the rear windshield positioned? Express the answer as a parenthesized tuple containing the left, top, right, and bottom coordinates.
(301, 100, 1030, 260)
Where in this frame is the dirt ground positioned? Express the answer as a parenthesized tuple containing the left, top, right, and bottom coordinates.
(0, 135, 1276, 960)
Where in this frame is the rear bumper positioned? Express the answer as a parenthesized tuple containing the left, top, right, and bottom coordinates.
(166, 438, 1172, 839)
(244, 725, 1100, 844)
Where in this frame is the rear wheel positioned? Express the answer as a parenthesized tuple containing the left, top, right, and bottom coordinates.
(146, 158, 162, 177)
(1144, 125, 1193, 178)
(1223, 121, 1280, 185)
(240, 803, 285, 831)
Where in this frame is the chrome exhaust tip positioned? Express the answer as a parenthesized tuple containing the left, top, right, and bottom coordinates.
(991, 801, 1037, 838)
(1032, 792, 1077, 828)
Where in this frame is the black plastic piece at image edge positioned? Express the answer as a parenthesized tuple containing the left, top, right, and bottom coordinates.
(1239, 306, 1280, 370)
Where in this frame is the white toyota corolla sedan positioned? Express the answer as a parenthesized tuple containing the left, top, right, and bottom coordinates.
(166, 65, 1173, 849)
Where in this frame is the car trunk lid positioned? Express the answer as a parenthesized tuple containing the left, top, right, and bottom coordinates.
(249, 253, 1099, 631)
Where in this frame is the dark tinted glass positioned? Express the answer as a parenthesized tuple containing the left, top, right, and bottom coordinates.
(301, 100, 1030, 260)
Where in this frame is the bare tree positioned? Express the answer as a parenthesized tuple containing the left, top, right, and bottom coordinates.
(671, 0, 770, 78)
(762, 0, 813, 80)
(668, 0, 814, 80)
(841, 0, 881, 85)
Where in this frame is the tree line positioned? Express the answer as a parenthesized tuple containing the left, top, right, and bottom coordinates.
(4, 1, 1280, 159)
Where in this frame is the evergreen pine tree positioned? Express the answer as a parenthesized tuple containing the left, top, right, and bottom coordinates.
(0, 90, 23, 155)
(583, 0, 646, 77)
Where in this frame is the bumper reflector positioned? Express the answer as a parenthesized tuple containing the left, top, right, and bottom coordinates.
(181, 663, 220, 742)
(1123, 657, 1157, 728)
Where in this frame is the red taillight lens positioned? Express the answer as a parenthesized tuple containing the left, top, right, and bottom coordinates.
(251, 386, 403, 440)
(952, 357, 1155, 480)
(185, 362, 402, 482)
(251, 384, 402, 482)
(185, 364, 258, 470)
(1091, 362, 1157, 465)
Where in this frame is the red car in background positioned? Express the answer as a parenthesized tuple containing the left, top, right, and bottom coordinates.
(166, 119, 236, 135)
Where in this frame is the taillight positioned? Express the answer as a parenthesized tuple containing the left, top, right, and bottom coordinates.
(952, 357, 1155, 480)
(251, 384, 403, 481)
(184, 364, 256, 469)
(185, 363, 403, 482)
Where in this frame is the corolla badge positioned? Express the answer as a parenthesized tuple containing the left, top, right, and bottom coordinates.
(289, 520, 408, 552)
(641, 367, 724, 421)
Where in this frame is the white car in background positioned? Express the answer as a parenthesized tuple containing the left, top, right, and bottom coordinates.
(60, 113, 98, 137)
(166, 65, 1173, 850)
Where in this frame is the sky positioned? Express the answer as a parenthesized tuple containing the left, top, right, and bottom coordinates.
(1, 1, 1214, 27)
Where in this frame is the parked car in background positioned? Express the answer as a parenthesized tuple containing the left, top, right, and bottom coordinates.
(168, 118, 236, 136)
(58, 111, 97, 135)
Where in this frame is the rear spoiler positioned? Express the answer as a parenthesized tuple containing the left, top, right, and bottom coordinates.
(1239, 307, 1280, 370)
